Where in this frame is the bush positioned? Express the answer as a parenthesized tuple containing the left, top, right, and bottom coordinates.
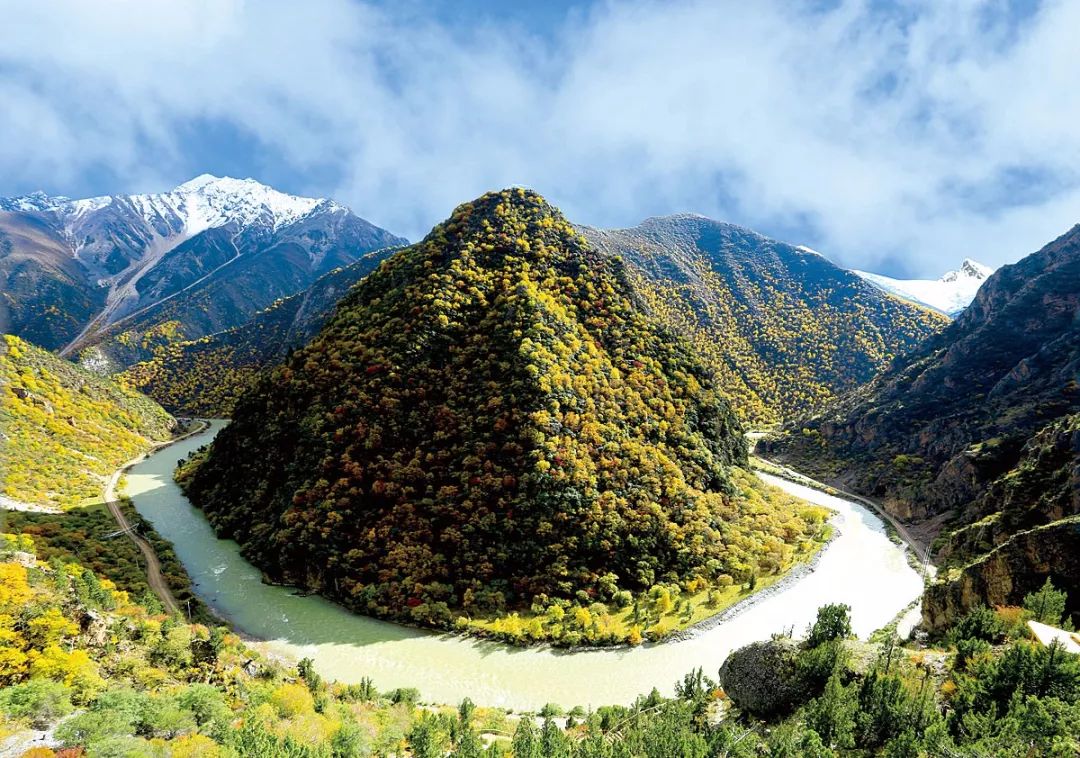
(948, 606, 1006, 645)
(1023, 578, 1068, 626)
(954, 637, 991, 671)
(798, 639, 849, 692)
(389, 687, 420, 705)
(0, 678, 73, 728)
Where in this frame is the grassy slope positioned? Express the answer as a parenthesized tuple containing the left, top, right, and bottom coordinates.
(0, 334, 174, 510)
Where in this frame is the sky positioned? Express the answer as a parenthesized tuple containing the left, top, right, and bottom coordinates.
(1, 0, 1078, 277)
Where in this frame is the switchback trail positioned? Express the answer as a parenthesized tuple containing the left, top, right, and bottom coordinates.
(103, 420, 210, 616)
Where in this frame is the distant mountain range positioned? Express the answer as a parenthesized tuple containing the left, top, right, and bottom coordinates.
(117, 207, 947, 420)
(855, 258, 994, 315)
(584, 216, 947, 424)
(0, 175, 405, 363)
(767, 224, 1080, 627)
(4, 177, 974, 426)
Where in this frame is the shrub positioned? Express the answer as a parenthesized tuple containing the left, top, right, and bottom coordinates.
(0, 678, 73, 728)
(807, 603, 853, 648)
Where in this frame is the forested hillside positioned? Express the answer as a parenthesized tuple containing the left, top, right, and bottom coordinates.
(0, 335, 174, 509)
(118, 250, 398, 416)
(583, 217, 946, 424)
(768, 223, 1080, 627)
(3, 539, 1075, 756)
(179, 189, 829, 640)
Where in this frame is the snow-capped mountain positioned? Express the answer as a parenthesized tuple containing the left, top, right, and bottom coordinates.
(854, 259, 994, 316)
(0, 176, 405, 361)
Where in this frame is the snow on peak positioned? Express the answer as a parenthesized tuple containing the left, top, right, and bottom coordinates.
(855, 258, 996, 316)
(1, 175, 334, 236)
(167, 175, 326, 231)
(945, 258, 993, 282)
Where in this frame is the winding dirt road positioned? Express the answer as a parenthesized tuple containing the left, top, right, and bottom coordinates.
(103, 420, 210, 616)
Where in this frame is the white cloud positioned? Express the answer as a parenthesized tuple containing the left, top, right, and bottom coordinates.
(1, 0, 1078, 275)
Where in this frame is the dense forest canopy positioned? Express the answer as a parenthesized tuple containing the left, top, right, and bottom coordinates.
(181, 189, 827, 634)
(584, 218, 946, 425)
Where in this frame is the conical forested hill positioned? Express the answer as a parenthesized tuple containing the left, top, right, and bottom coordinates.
(181, 189, 826, 634)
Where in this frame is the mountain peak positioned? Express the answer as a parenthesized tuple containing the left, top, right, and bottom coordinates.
(161, 174, 327, 232)
(942, 258, 992, 283)
(173, 174, 281, 197)
(173, 173, 231, 192)
(856, 258, 996, 316)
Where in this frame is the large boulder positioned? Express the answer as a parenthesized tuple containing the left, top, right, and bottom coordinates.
(719, 637, 803, 716)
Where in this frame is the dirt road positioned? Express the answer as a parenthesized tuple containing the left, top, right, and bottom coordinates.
(103, 420, 210, 616)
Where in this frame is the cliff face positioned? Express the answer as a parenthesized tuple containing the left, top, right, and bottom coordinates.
(768, 224, 1080, 627)
(924, 518, 1080, 631)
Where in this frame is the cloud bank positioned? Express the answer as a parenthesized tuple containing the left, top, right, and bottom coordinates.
(2, 0, 1078, 275)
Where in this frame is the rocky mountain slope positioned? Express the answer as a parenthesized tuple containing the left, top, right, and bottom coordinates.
(767, 223, 1080, 626)
(0, 176, 405, 365)
(582, 216, 946, 424)
(118, 250, 398, 415)
(179, 189, 828, 635)
(0, 334, 174, 510)
(855, 258, 994, 316)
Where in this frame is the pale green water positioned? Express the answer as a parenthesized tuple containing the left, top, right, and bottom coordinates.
(124, 421, 922, 710)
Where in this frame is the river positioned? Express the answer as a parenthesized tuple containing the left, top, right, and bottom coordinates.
(124, 420, 923, 711)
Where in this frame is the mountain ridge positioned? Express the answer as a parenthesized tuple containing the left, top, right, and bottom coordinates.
(0, 334, 174, 510)
(766, 222, 1080, 626)
(118, 250, 400, 415)
(582, 214, 947, 424)
(0, 176, 405, 359)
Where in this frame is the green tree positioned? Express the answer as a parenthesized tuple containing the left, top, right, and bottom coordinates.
(540, 716, 572, 757)
(408, 712, 445, 758)
(511, 717, 541, 758)
(1024, 577, 1068, 626)
(804, 672, 856, 749)
(453, 698, 483, 758)
(807, 604, 852, 648)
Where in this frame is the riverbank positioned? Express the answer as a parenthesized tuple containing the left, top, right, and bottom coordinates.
(752, 454, 936, 582)
(665, 525, 838, 644)
(122, 422, 923, 710)
(102, 419, 212, 614)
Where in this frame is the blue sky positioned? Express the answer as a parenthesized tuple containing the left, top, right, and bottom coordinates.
(1, 0, 1077, 277)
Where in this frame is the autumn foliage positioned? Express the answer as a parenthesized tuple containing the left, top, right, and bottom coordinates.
(181, 190, 826, 631)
